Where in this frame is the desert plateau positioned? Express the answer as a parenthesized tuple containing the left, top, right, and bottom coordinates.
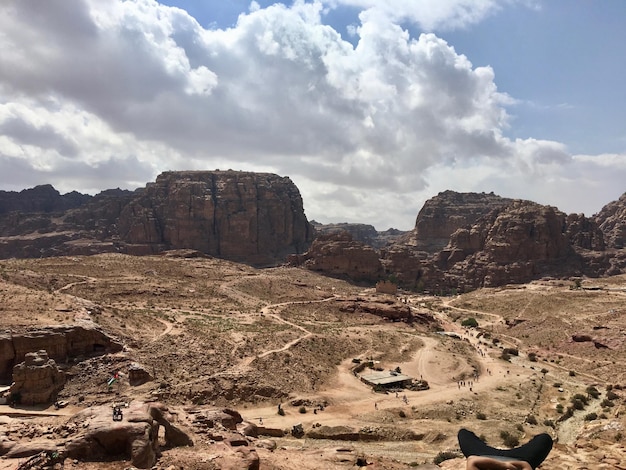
(0, 253, 625, 469)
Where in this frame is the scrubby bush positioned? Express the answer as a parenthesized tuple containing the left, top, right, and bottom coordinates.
(526, 415, 538, 425)
(606, 390, 619, 400)
(433, 451, 461, 465)
(586, 386, 600, 399)
(584, 412, 597, 421)
(543, 419, 555, 428)
(555, 404, 564, 413)
(528, 352, 537, 362)
(569, 370, 576, 377)
(299, 406, 307, 414)
(476, 412, 487, 420)
(601, 398, 614, 408)
(461, 317, 478, 328)
(501, 432, 519, 448)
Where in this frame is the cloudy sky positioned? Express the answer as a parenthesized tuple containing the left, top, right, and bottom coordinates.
(1, 0, 624, 230)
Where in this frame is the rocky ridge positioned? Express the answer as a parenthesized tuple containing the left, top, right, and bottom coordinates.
(0, 171, 312, 265)
(296, 191, 626, 290)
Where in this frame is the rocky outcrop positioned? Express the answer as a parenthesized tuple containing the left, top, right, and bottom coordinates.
(408, 191, 513, 253)
(64, 401, 193, 468)
(0, 185, 90, 216)
(117, 171, 312, 264)
(310, 221, 406, 249)
(289, 232, 383, 282)
(0, 325, 122, 381)
(0, 171, 313, 265)
(594, 192, 626, 249)
(9, 350, 65, 405)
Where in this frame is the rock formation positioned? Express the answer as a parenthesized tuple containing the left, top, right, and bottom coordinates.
(117, 171, 312, 264)
(0, 171, 312, 265)
(408, 191, 513, 253)
(293, 192, 625, 290)
(288, 232, 384, 282)
(594, 191, 626, 249)
(310, 221, 406, 249)
(9, 350, 65, 405)
(0, 185, 90, 216)
(0, 325, 122, 382)
(64, 401, 193, 468)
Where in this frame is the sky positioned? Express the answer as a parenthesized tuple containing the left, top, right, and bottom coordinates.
(0, 0, 625, 230)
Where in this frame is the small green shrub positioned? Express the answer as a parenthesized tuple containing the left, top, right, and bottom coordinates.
(526, 415, 538, 425)
(461, 317, 478, 328)
(569, 370, 576, 377)
(433, 451, 461, 465)
(299, 406, 307, 414)
(584, 412, 597, 421)
(476, 412, 487, 420)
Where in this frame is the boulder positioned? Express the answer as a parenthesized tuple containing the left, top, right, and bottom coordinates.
(64, 401, 192, 469)
(128, 362, 153, 386)
(9, 350, 65, 405)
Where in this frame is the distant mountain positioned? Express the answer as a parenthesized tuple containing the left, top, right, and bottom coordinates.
(1, 177, 624, 290)
(294, 191, 626, 291)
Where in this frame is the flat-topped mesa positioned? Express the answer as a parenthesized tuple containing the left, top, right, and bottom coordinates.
(117, 171, 313, 265)
(409, 190, 514, 253)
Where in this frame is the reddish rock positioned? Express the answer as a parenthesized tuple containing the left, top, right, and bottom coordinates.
(408, 191, 513, 253)
(64, 401, 192, 469)
(290, 232, 383, 282)
(594, 192, 626, 249)
(117, 171, 312, 265)
(1, 325, 122, 380)
(9, 350, 65, 405)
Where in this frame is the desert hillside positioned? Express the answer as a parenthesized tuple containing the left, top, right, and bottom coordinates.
(0, 253, 624, 469)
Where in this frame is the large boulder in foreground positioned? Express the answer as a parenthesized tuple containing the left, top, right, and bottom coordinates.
(65, 401, 193, 469)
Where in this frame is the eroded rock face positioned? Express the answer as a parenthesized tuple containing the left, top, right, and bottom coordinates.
(10, 350, 65, 405)
(64, 401, 193, 469)
(0, 172, 312, 265)
(0, 325, 122, 381)
(289, 232, 383, 282)
(594, 192, 626, 249)
(408, 191, 513, 253)
(117, 171, 312, 265)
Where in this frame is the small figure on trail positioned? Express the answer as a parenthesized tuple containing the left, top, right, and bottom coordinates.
(458, 428, 552, 470)
(259, 417, 263, 425)
(374, 402, 378, 410)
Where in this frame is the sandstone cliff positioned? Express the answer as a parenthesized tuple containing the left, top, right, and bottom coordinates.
(409, 191, 513, 253)
(288, 232, 384, 282)
(0, 171, 313, 265)
(117, 171, 312, 265)
(594, 191, 626, 249)
(0, 184, 90, 216)
(310, 221, 406, 249)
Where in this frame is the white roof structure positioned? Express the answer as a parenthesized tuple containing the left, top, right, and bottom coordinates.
(360, 370, 412, 386)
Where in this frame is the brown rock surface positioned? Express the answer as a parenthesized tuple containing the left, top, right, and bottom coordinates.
(0, 325, 122, 380)
(409, 191, 513, 253)
(64, 401, 192, 468)
(117, 171, 312, 265)
(0, 171, 312, 265)
(289, 232, 383, 282)
(9, 350, 65, 405)
(594, 191, 626, 249)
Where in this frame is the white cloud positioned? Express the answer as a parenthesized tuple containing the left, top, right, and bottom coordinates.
(0, 0, 623, 230)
